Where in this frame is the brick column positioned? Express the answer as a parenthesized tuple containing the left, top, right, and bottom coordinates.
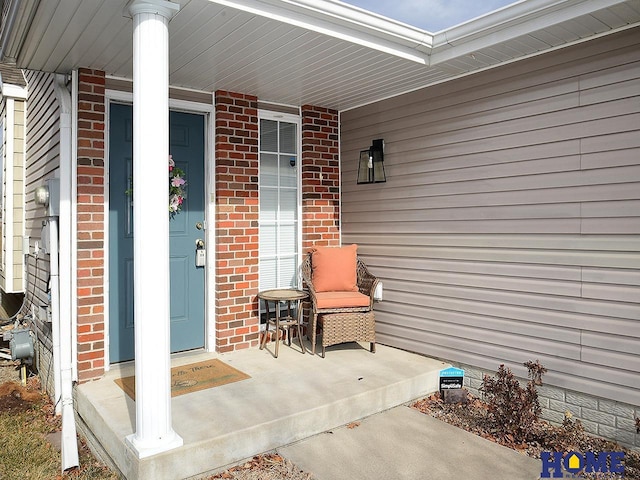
(301, 105, 340, 252)
(214, 90, 260, 352)
(76, 69, 106, 382)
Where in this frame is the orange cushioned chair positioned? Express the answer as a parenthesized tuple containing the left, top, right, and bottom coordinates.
(301, 245, 378, 357)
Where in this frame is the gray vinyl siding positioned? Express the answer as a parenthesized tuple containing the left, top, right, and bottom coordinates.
(340, 28, 640, 407)
(23, 70, 59, 389)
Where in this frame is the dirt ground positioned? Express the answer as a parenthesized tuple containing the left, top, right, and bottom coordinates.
(0, 359, 22, 385)
(0, 378, 42, 412)
(0, 323, 23, 385)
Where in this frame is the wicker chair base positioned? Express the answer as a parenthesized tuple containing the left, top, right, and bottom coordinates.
(320, 311, 376, 358)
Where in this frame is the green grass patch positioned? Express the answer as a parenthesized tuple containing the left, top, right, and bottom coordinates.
(0, 381, 119, 479)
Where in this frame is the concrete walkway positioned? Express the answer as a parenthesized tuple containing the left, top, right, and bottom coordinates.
(76, 340, 543, 480)
(280, 405, 542, 480)
(76, 343, 450, 479)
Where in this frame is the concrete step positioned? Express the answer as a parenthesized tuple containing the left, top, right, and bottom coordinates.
(76, 342, 447, 479)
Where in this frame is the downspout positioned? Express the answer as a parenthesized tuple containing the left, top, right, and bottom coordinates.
(54, 73, 80, 471)
(70, 70, 79, 380)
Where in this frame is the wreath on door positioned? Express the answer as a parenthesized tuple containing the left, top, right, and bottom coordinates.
(168, 155, 187, 216)
(126, 155, 187, 218)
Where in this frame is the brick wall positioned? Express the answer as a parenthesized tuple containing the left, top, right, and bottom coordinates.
(212, 99, 341, 351)
(301, 105, 340, 252)
(76, 69, 106, 382)
(70, 83, 341, 364)
(214, 90, 260, 352)
(459, 362, 640, 450)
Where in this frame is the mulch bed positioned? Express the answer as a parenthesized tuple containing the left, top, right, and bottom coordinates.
(0, 379, 44, 413)
(208, 453, 315, 480)
(411, 390, 640, 479)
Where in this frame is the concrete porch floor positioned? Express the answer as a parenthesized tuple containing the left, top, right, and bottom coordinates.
(75, 340, 448, 480)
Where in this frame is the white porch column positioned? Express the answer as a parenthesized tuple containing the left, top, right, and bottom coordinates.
(126, 0, 182, 458)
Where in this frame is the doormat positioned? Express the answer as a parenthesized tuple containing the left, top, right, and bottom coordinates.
(114, 359, 250, 399)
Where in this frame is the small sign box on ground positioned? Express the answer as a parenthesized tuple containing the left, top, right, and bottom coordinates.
(439, 367, 464, 395)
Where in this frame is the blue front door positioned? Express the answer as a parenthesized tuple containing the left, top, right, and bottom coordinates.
(109, 103, 206, 363)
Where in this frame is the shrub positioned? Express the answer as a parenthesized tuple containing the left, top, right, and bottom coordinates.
(481, 360, 547, 443)
(554, 411, 586, 451)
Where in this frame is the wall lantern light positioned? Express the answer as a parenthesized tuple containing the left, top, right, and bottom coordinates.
(357, 138, 386, 184)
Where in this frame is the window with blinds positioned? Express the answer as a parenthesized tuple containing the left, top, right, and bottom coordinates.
(259, 113, 301, 293)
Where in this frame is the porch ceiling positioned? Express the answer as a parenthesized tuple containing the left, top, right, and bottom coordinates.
(2, 0, 640, 111)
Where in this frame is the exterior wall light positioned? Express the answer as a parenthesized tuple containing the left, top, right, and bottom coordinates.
(357, 138, 385, 184)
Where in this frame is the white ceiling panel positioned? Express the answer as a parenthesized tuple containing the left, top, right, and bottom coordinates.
(59, 1, 124, 72)
(516, 32, 556, 51)
(560, 18, 602, 39)
(41, 1, 102, 71)
(536, 23, 583, 44)
(573, 12, 616, 33)
(609, 1, 640, 22)
(15, 0, 60, 67)
(1, 0, 638, 111)
(591, 8, 633, 28)
(527, 29, 568, 48)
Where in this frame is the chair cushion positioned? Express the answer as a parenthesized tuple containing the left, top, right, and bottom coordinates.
(311, 244, 359, 293)
(315, 291, 370, 309)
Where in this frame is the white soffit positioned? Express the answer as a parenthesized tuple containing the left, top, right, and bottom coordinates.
(431, 0, 640, 64)
(2, 0, 640, 110)
(210, 0, 432, 62)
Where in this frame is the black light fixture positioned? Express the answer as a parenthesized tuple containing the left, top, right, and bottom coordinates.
(357, 139, 386, 184)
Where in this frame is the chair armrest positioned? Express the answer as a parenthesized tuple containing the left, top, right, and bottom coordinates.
(300, 253, 318, 307)
(356, 258, 379, 308)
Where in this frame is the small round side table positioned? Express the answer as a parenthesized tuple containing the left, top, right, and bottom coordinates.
(258, 288, 308, 358)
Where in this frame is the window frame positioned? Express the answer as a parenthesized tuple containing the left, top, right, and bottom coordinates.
(257, 109, 303, 294)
